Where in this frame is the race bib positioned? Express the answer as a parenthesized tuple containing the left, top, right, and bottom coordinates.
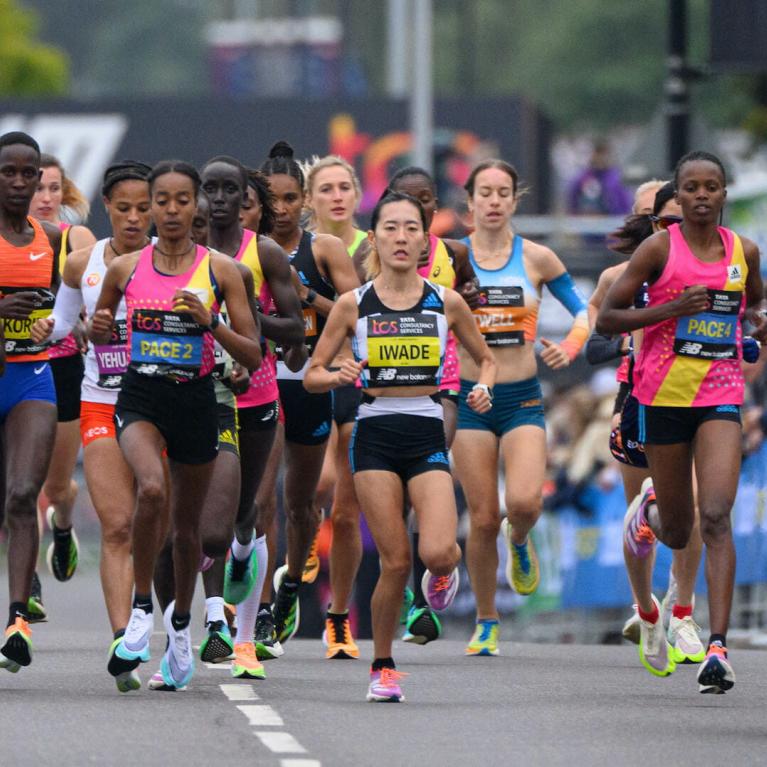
(366, 313, 441, 387)
(473, 286, 526, 347)
(674, 289, 740, 360)
(1, 287, 55, 357)
(130, 309, 205, 378)
(94, 319, 128, 389)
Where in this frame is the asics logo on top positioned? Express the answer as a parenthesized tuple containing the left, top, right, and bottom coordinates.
(312, 421, 330, 438)
(33, 365, 46, 374)
(260, 408, 275, 421)
(422, 293, 442, 309)
(29, 252, 48, 261)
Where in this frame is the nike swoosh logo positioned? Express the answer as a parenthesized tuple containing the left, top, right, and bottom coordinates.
(115, 415, 124, 428)
(29, 252, 48, 261)
(33, 365, 46, 374)
(260, 410, 274, 421)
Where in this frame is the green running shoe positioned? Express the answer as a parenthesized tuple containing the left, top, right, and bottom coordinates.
(107, 639, 141, 693)
(199, 620, 234, 663)
(465, 619, 500, 656)
(46, 507, 79, 582)
(502, 518, 540, 595)
(272, 565, 300, 644)
(400, 586, 414, 625)
(402, 605, 442, 645)
(255, 608, 284, 660)
(223, 541, 258, 605)
(26, 571, 47, 623)
(0, 617, 33, 673)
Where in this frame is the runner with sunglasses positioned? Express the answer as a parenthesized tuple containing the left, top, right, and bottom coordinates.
(598, 150, 765, 693)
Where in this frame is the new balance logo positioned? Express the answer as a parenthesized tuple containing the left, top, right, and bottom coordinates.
(422, 293, 442, 309)
(377, 368, 397, 381)
(426, 451, 448, 464)
(312, 421, 330, 437)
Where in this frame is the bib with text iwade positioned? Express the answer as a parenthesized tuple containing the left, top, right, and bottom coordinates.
(473, 286, 525, 347)
(674, 289, 741, 360)
(366, 313, 440, 387)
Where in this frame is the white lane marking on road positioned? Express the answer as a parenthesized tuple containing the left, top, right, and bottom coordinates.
(204, 661, 232, 669)
(281, 760, 322, 767)
(220, 683, 259, 701)
(254, 732, 306, 753)
(238, 705, 283, 726)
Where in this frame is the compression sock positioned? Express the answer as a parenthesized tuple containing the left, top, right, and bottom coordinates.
(235, 536, 268, 645)
(231, 534, 255, 562)
(205, 596, 226, 625)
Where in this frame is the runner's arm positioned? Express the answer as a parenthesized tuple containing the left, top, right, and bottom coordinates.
(310, 233, 360, 317)
(258, 238, 305, 346)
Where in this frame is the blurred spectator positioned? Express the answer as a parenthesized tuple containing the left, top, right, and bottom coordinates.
(567, 139, 632, 216)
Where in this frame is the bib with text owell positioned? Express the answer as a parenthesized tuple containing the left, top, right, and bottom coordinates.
(95, 319, 128, 389)
(2, 287, 55, 357)
(130, 309, 205, 380)
(674, 289, 741, 360)
(473, 286, 525, 347)
(366, 313, 441, 387)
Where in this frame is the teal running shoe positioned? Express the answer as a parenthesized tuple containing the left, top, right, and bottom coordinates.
(400, 587, 414, 625)
(402, 605, 441, 645)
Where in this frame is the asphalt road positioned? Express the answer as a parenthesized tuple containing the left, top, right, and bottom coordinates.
(4, 567, 767, 767)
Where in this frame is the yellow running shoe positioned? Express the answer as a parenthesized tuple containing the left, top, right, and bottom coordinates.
(465, 619, 499, 656)
(231, 642, 266, 679)
(324, 612, 360, 659)
(501, 518, 540, 595)
(0, 616, 32, 673)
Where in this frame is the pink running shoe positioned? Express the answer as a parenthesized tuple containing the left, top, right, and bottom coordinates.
(199, 554, 215, 573)
(421, 568, 460, 612)
(623, 477, 657, 559)
(366, 667, 407, 702)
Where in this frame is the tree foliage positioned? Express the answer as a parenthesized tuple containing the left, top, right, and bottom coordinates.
(0, 0, 69, 96)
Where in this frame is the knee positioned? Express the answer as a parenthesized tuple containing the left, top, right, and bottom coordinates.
(380, 554, 411, 581)
(699, 504, 732, 544)
(202, 529, 230, 559)
(44, 477, 78, 504)
(505, 494, 541, 523)
(285, 501, 320, 530)
(101, 514, 133, 547)
(6, 483, 39, 520)
(661, 520, 693, 550)
(421, 546, 459, 575)
(331, 505, 359, 535)
(470, 508, 501, 537)
(136, 478, 166, 512)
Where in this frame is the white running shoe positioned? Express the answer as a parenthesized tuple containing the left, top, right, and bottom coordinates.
(115, 607, 154, 662)
(668, 615, 706, 664)
(622, 606, 641, 645)
(660, 566, 678, 628)
(638, 595, 676, 677)
(160, 601, 195, 690)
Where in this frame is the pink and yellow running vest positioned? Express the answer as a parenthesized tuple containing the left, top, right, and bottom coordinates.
(633, 224, 747, 407)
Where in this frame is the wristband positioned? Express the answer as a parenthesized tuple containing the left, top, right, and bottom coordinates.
(304, 288, 317, 306)
(471, 383, 493, 401)
(208, 313, 220, 331)
(743, 336, 761, 363)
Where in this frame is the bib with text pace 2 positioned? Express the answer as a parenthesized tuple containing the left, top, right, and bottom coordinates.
(473, 286, 525, 347)
(130, 309, 204, 377)
(366, 313, 440, 387)
(673, 289, 741, 360)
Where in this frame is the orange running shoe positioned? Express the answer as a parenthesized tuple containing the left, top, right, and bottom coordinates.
(231, 642, 265, 679)
(324, 612, 360, 659)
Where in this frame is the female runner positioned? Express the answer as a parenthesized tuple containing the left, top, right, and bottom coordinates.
(453, 159, 589, 657)
(305, 191, 494, 701)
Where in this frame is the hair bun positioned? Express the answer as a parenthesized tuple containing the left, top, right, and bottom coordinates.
(269, 141, 294, 160)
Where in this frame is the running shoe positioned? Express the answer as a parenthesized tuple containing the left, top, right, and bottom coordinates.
(148, 668, 184, 691)
(421, 568, 460, 612)
(638, 595, 676, 677)
(697, 642, 735, 694)
(107, 639, 141, 693)
(668, 615, 706, 664)
(160, 603, 195, 690)
(501, 518, 540, 595)
(199, 619, 234, 663)
(231, 641, 266, 679)
(272, 564, 300, 644)
(255, 608, 284, 660)
(26, 571, 47, 623)
(623, 477, 657, 559)
(224, 602, 237, 633)
(622, 606, 641, 645)
(0, 617, 32, 673)
(402, 605, 442, 645)
(400, 586, 414, 624)
(115, 607, 154, 663)
(199, 554, 215, 573)
(223, 543, 258, 605)
(366, 667, 406, 702)
(465, 619, 500, 656)
(660, 565, 678, 628)
(301, 533, 320, 584)
(324, 613, 360, 659)
(45, 506, 79, 582)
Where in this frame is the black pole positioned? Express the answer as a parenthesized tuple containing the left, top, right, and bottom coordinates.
(666, 0, 690, 173)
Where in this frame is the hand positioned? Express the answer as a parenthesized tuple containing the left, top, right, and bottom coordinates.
(540, 337, 570, 370)
(289, 267, 308, 302)
(0, 290, 40, 319)
(670, 285, 709, 317)
(747, 308, 767, 344)
(90, 308, 114, 337)
(173, 289, 211, 326)
(284, 342, 308, 373)
(335, 358, 365, 386)
(72, 319, 89, 354)
(467, 385, 492, 413)
(457, 279, 480, 309)
(229, 362, 251, 395)
(31, 317, 55, 344)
